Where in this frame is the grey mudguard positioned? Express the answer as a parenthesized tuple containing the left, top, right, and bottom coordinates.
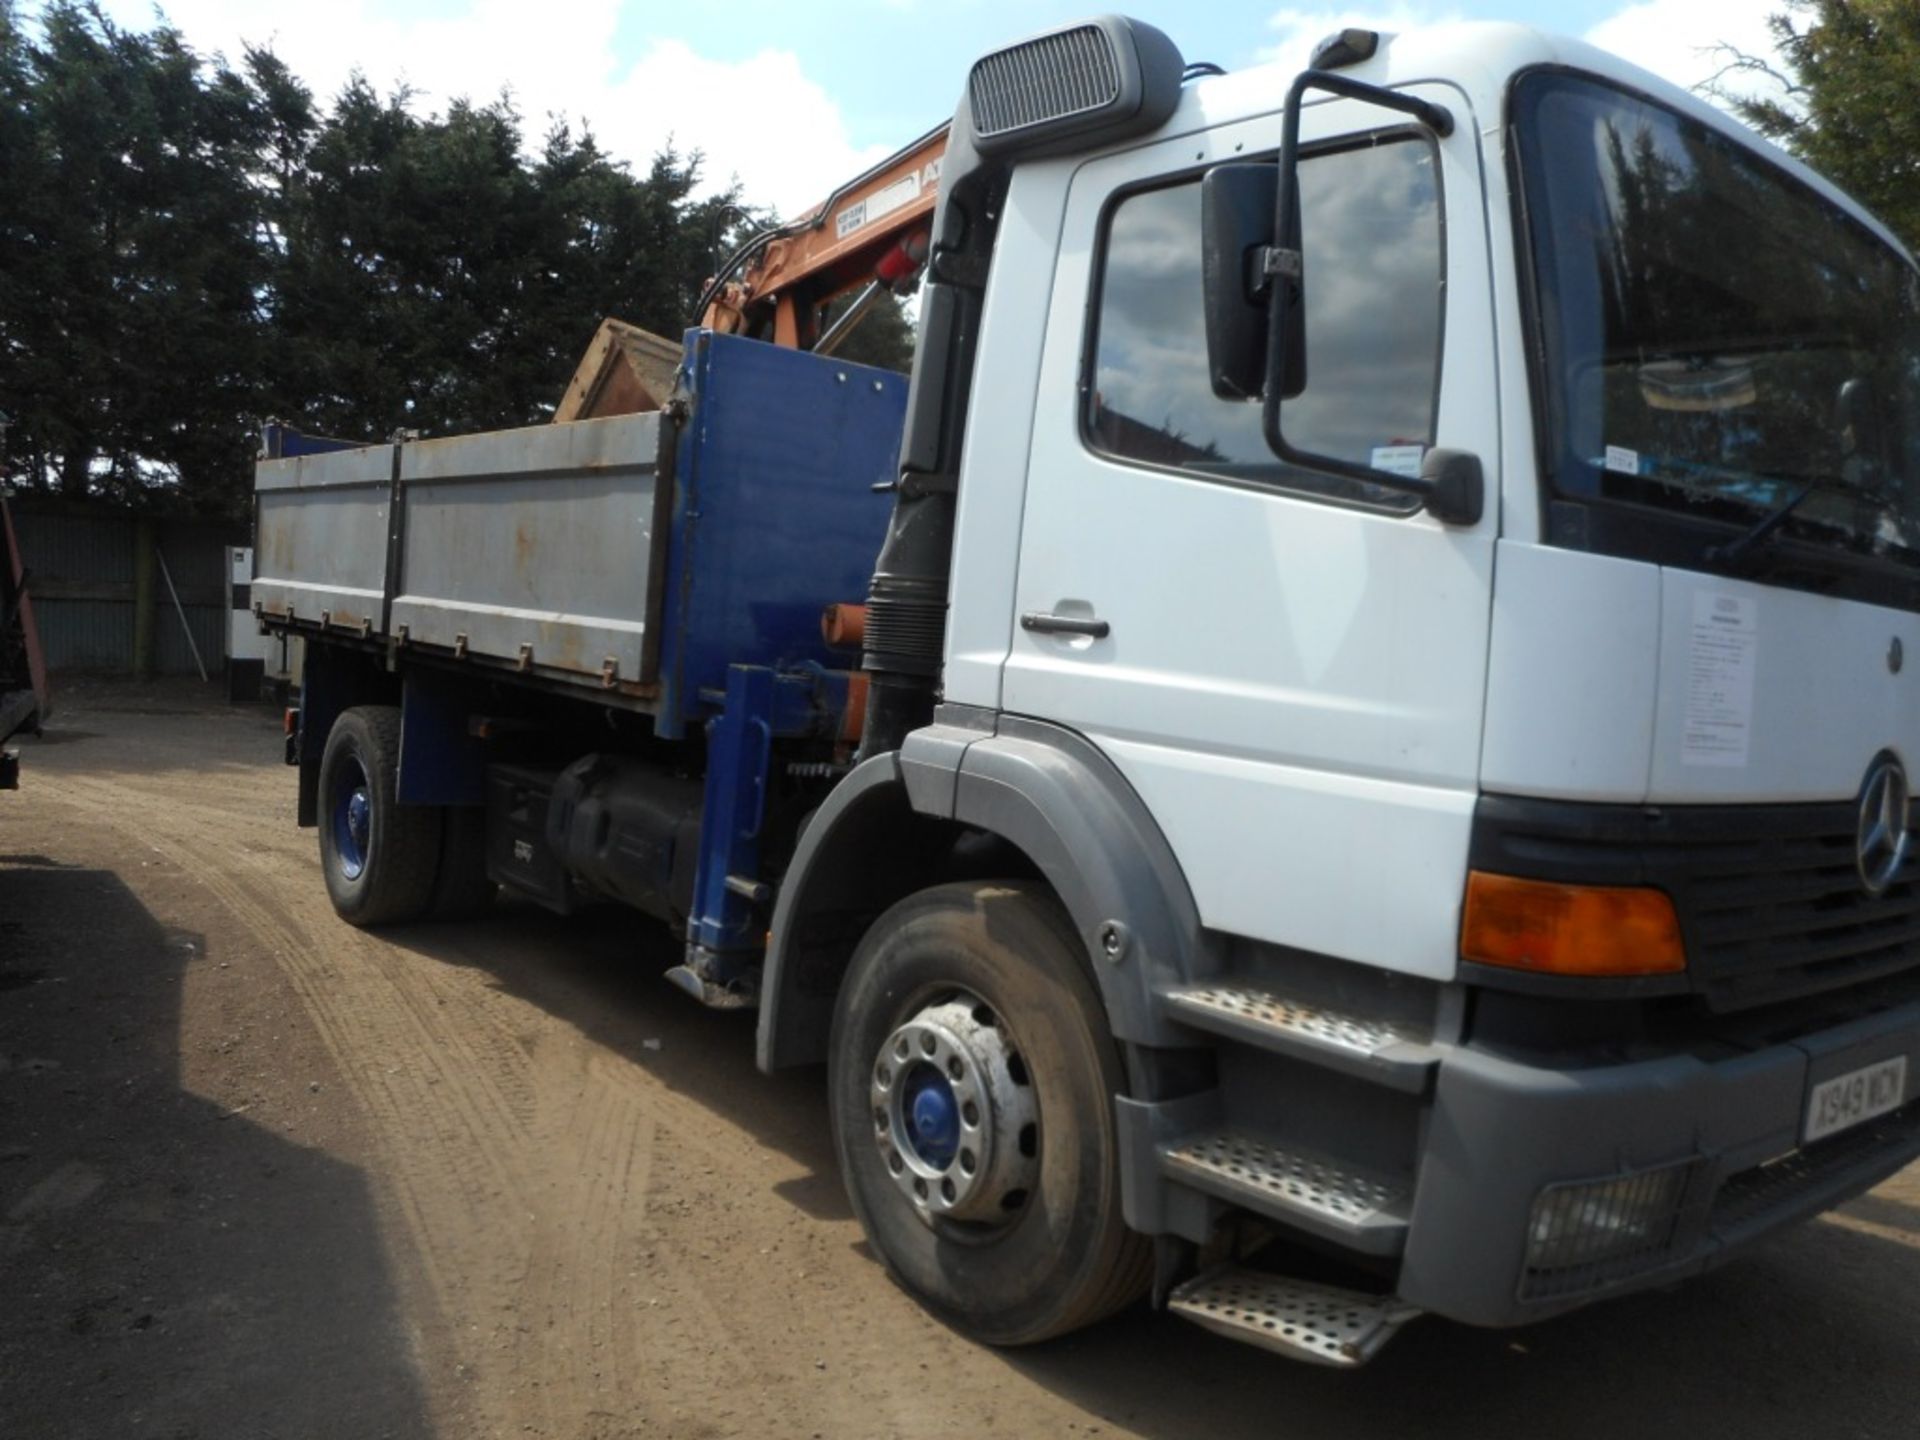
(757, 711, 1204, 1071)
(934, 714, 1203, 1047)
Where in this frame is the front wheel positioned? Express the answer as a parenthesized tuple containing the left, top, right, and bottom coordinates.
(317, 705, 442, 926)
(828, 881, 1151, 1345)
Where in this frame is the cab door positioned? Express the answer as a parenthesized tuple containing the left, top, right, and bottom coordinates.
(1001, 87, 1499, 977)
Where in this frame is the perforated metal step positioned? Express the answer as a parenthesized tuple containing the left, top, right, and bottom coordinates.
(1161, 984, 1435, 1091)
(1158, 1129, 1410, 1253)
(1169, 1269, 1420, 1368)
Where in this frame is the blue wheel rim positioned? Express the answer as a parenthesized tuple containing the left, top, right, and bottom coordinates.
(331, 755, 372, 882)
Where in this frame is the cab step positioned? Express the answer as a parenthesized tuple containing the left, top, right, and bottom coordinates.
(1161, 983, 1436, 1092)
(1158, 1128, 1410, 1254)
(1169, 1268, 1421, 1368)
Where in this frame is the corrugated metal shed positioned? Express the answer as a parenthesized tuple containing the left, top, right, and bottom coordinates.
(10, 504, 241, 676)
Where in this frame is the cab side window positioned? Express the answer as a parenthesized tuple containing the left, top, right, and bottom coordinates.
(1087, 137, 1443, 509)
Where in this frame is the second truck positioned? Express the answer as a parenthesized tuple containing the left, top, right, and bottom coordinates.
(253, 18, 1920, 1367)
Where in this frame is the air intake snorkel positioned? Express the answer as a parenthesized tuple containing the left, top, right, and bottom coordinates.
(859, 15, 1186, 756)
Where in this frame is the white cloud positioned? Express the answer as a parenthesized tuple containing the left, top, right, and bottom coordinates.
(1257, 4, 1463, 73)
(600, 41, 894, 217)
(1583, 0, 1791, 110)
(99, 0, 888, 215)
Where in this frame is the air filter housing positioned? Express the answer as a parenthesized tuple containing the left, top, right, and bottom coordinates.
(965, 15, 1184, 157)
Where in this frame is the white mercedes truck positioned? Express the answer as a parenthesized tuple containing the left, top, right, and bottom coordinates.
(258, 18, 1920, 1367)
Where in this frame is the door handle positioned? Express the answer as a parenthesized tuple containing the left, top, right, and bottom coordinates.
(1021, 612, 1110, 639)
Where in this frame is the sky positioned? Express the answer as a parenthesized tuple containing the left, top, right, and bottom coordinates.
(91, 0, 1789, 214)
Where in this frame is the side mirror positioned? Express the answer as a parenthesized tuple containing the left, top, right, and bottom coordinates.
(1201, 164, 1303, 401)
(1242, 67, 1478, 524)
(1420, 448, 1484, 527)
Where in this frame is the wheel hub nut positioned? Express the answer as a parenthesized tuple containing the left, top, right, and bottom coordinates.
(870, 997, 1037, 1224)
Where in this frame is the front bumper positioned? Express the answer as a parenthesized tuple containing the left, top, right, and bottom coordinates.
(1399, 997, 1920, 1326)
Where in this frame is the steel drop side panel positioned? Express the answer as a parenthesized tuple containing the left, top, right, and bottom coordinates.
(254, 411, 659, 681)
(389, 414, 662, 682)
(253, 440, 396, 636)
(253, 333, 907, 722)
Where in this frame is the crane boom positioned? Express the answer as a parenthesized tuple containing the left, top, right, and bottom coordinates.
(701, 123, 948, 351)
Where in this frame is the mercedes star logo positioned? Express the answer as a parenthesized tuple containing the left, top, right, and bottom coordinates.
(1856, 754, 1912, 896)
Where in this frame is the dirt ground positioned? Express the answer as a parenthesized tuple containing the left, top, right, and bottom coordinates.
(3, 677, 1919, 1440)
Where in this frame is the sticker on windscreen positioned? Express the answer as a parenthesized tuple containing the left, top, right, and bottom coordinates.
(1603, 444, 1641, 475)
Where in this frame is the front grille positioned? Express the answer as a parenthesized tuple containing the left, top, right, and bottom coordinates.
(968, 26, 1120, 138)
(1711, 1101, 1920, 1237)
(1687, 824, 1920, 1008)
(1472, 796, 1920, 1011)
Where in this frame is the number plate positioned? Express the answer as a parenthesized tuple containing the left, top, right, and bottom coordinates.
(1804, 1056, 1909, 1144)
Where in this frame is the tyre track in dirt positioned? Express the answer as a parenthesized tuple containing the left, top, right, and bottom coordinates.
(38, 768, 804, 1438)
(41, 779, 517, 1304)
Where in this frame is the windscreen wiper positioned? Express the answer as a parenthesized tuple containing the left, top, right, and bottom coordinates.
(1705, 481, 1816, 573)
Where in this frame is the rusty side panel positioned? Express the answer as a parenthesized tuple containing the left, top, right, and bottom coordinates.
(255, 413, 662, 694)
(386, 412, 661, 687)
(252, 441, 393, 634)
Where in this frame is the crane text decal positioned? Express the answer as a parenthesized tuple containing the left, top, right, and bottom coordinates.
(836, 161, 943, 241)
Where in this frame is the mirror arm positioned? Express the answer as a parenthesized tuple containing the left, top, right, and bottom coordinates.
(1284, 68, 1454, 137)
(1260, 69, 1470, 521)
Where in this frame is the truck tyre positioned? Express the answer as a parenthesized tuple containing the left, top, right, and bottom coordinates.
(829, 881, 1151, 1345)
(318, 705, 442, 927)
(429, 805, 494, 919)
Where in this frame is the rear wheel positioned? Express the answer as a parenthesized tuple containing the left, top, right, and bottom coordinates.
(829, 881, 1151, 1345)
(318, 705, 442, 926)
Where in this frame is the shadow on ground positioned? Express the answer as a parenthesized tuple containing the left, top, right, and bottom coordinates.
(0, 856, 431, 1439)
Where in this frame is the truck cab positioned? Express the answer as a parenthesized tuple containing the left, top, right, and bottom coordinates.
(765, 18, 1920, 1360)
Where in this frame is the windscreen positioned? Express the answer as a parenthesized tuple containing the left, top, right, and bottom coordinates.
(1513, 72, 1920, 579)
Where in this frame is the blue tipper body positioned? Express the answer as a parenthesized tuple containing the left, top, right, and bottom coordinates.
(655, 330, 906, 739)
(665, 332, 906, 973)
(284, 330, 907, 974)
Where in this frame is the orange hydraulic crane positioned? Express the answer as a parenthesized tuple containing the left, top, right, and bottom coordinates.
(699, 123, 948, 354)
(558, 132, 945, 424)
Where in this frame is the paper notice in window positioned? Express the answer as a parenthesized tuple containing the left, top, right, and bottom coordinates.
(1683, 592, 1757, 767)
(1369, 444, 1425, 478)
